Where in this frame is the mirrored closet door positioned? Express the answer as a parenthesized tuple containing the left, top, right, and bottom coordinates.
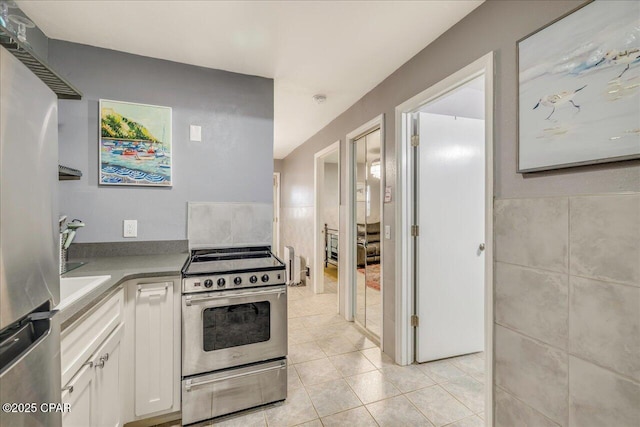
(353, 128, 382, 339)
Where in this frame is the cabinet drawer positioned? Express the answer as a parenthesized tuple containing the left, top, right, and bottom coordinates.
(181, 359, 287, 425)
(61, 288, 124, 386)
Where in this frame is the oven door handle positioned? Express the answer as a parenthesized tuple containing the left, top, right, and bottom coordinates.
(184, 287, 286, 306)
(184, 361, 286, 391)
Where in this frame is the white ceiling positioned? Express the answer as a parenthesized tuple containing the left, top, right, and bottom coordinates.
(18, 0, 483, 159)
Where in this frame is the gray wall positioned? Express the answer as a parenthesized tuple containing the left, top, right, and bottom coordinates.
(50, 41, 274, 243)
(279, 0, 639, 423)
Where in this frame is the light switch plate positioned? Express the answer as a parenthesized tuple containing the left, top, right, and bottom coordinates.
(123, 220, 137, 238)
(190, 125, 202, 142)
(384, 225, 391, 240)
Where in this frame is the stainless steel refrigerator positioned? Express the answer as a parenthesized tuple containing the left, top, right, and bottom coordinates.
(0, 45, 62, 427)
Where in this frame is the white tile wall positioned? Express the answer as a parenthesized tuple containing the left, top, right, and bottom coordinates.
(495, 387, 559, 427)
(495, 263, 568, 349)
(187, 202, 272, 248)
(495, 325, 568, 424)
(569, 356, 640, 427)
(280, 206, 314, 266)
(494, 193, 640, 426)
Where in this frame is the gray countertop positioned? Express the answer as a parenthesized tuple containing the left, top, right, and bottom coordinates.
(59, 252, 188, 329)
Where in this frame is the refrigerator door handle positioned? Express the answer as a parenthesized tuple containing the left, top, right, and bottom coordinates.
(27, 310, 59, 321)
(0, 317, 52, 376)
(0, 313, 61, 427)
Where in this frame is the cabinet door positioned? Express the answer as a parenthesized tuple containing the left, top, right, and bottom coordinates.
(62, 364, 94, 427)
(92, 323, 124, 427)
(134, 282, 174, 416)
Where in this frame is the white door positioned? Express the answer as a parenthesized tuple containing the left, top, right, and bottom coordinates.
(134, 282, 174, 416)
(416, 112, 485, 362)
(62, 364, 95, 427)
(92, 324, 124, 427)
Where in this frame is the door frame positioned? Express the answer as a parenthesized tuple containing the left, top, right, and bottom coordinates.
(313, 141, 340, 298)
(273, 172, 281, 257)
(395, 52, 494, 424)
(345, 114, 384, 347)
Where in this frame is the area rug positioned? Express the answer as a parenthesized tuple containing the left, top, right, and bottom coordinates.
(357, 263, 380, 291)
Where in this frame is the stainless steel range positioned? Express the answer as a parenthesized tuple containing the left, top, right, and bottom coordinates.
(181, 246, 287, 425)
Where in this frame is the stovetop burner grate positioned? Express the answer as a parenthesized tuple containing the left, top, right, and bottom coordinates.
(192, 251, 270, 262)
(182, 246, 285, 278)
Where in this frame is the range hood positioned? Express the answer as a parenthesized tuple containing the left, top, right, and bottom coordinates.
(0, 26, 82, 100)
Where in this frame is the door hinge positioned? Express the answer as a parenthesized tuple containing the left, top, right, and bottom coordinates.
(411, 135, 419, 147)
(411, 315, 419, 327)
(411, 225, 419, 237)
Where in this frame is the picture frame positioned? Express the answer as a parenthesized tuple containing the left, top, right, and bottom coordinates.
(99, 99, 173, 186)
(517, 0, 640, 172)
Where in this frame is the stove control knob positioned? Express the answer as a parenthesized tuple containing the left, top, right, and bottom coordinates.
(204, 279, 213, 288)
(261, 274, 269, 283)
(217, 278, 226, 288)
(234, 277, 242, 286)
(250, 275, 258, 284)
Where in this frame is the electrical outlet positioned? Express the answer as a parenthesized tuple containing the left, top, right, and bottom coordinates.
(385, 225, 391, 240)
(123, 220, 137, 238)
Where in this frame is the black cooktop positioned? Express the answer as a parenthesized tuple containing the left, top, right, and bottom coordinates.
(182, 246, 285, 277)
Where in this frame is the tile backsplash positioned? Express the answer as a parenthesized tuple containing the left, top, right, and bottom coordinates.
(494, 193, 640, 427)
(188, 202, 272, 249)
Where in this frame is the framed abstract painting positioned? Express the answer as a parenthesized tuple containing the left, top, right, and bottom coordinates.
(517, 0, 640, 172)
(99, 99, 172, 186)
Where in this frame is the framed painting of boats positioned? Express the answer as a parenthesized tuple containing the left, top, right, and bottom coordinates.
(99, 99, 172, 186)
(517, 0, 640, 172)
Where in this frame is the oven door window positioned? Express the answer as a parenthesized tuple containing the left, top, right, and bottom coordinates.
(202, 301, 271, 351)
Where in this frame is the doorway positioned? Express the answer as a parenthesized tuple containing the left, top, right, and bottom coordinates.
(396, 52, 494, 424)
(353, 129, 383, 339)
(414, 75, 485, 362)
(313, 141, 340, 308)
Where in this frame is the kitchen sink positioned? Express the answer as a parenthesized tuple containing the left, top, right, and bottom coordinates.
(58, 275, 111, 311)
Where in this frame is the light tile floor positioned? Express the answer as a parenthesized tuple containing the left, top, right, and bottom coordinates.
(174, 273, 485, 427)
(323, 266, 338, 294)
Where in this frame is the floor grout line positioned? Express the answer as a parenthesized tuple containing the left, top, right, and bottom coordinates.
(197, 273, 485, 427)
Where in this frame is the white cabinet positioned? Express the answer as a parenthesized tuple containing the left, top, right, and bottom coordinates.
(92, 324, 123, 427)
(61, 288, 124, 386)
(62, 276, 181, 427)
(62, 323, 123, 427)
(133, 282, 174, 415)
(121, 277, 180, 424)
(62, 364, 94, 427)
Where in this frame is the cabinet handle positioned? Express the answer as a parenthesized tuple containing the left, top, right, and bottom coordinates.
(95, 357, 106, 369)
(62, 385, 74, 394)
(185, 287, 286, 306)
(184, 362, 286, 392)
(102, 352, 109, 362)
(138, 284, 168, 294)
